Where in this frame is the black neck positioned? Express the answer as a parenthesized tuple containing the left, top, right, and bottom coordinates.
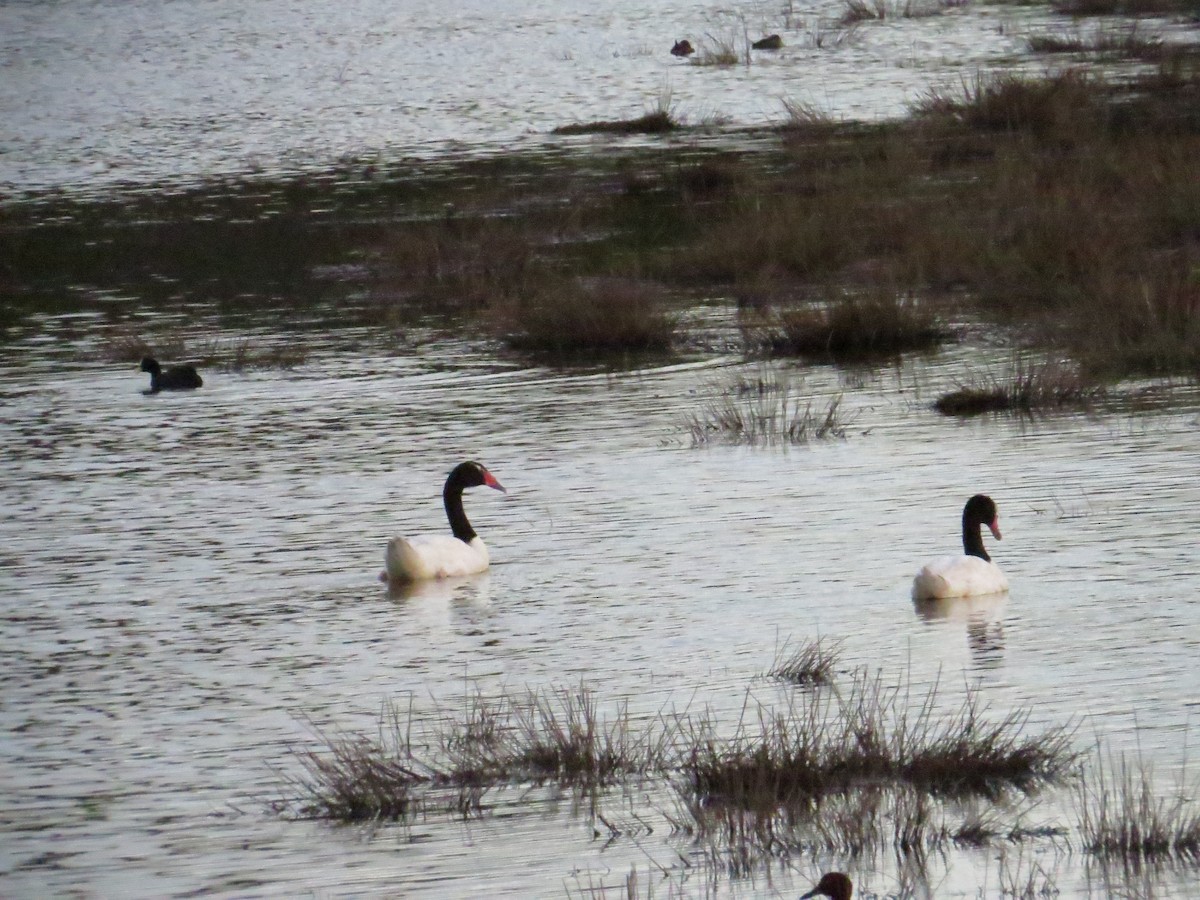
(962, 519, 989, 561)
(444, 483, 476, 542)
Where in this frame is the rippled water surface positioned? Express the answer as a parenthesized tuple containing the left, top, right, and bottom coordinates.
(0, 0, 1072, 194)
(3, 317, 1200, 897)
(5, 0, 1200, 896)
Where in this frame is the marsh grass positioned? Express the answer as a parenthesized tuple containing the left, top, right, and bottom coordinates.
(1051, 0, 1192, 14)
(841, 0, 953, 22)
(553, 111, 678, 136)
(691, 33, 743, 67)
(767, 637, 843, 687)
(101, 331, 308, 370)
(496, 277, 678, 355)
(1026, 24, 1165, 59)
(934, 357, 1105, 416)
(759, 291, 946, 360)
(679, 671, 1077, 807)
(1077, 753, 1200, 861)
(11, 62, 1200, 382)
(683, 371, 846, 446)
(440, 686, 674, 787)
(277, 685, 676, 821)
(275, 708, 434, 822)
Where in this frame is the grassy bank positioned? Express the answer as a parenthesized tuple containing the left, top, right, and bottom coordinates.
(5, 55, 1200, 375)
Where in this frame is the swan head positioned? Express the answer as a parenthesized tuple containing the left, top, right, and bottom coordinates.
(801, 872, 853, 900)
(448, 461, 506, 494)
(964, 494, 1001, 540)
(140, 356, 161, 375)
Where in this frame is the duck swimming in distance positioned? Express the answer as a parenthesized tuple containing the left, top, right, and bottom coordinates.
(382, 461, 506, 583)
(140, 357, 203, 393)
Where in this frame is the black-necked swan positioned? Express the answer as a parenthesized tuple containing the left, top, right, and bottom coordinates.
(140, 357, 203, 393)
(381, 461, 506, 583)
(801, 872, 854, 900)
(912, 494, 1009, 601)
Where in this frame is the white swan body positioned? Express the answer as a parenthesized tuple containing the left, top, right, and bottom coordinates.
(912, 494, 1009, 601)
(912, 555, 1008, 600)
(386, 534, 490, 581)
(382, 461, 505, 584)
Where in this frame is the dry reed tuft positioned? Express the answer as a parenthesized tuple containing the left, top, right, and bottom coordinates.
(274, 707, 434, 822)
(496, 277, 677, 355)
(768, 637, 843, 687)
(683, 370, 846, 446)
(275, 685, 676, 821)
(678, 671, 1077, 807)
(760, 291, 946, 360)
(553, 111, 678, 136)
(1077, 753, 1200, 861)
(934, 357, 1104, 416)
(440, 685, 673, 787)
(1026, 24, 1165, 60)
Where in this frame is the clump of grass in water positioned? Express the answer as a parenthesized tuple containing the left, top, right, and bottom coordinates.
(276, 685, 676, 821)
(759, 290, 946, 361)
(685, 370, 846, 447)
(495, 277, 677, 356)
(554, 89, 680, 135)
(768, 637, 843, 687)
(678, 670, 1077, 806)
(552, 111, 677, 136)
(275, 706, 434, 822)
(1077, 751, 1200, 861)
(934, 357, 1104, 416)
(440, 685, 674, 788)
(1026, 24, 1165, 61)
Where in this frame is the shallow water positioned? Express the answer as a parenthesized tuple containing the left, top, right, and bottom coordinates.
(3, 310, 1200, 896)
(0, 0, 1086, 195)
(5, 0, 1200, 896)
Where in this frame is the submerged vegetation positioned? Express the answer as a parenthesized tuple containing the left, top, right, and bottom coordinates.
(7, 58, 1200, 376)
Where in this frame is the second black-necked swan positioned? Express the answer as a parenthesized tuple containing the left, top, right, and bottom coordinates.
(912, 494, 1009, 601)
(382, 461, 506, 583)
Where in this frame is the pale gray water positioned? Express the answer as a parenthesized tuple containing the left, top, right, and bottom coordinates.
(0, 0, 1069, 195)
(4, 0, 1200, 896)
(2, 313, 1200, 897)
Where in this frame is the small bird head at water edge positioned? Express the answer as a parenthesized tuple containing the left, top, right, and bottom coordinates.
(800, 872, 853, 900)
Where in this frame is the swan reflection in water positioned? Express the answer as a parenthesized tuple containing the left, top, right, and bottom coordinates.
(386, 572, 493, 633)
(913, 591, 1007, 669)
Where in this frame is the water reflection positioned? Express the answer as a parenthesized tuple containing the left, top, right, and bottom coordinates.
(912, 592, 1007, 670)
(385, 573, 494, 638)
